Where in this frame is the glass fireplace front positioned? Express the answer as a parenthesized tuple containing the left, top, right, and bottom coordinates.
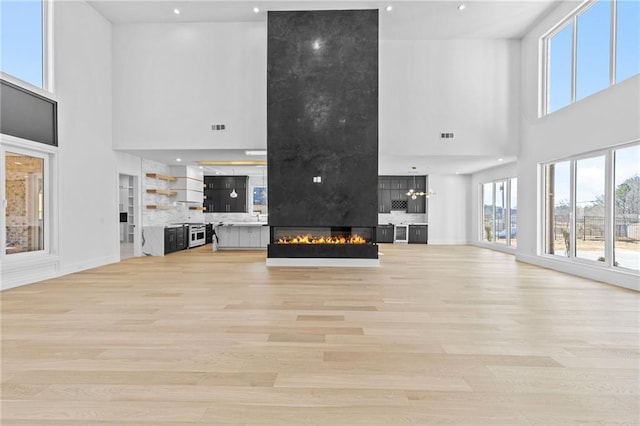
(271, 227, 375, 245)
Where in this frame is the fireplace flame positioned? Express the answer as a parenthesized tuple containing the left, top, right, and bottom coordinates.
(277, 234, 367, 244)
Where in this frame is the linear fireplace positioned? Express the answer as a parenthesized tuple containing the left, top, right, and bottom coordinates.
(268, 227, 378, 260)
(273, 227, 373, 245)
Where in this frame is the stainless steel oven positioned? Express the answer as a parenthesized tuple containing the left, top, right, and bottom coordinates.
(188, 224, 206, 248)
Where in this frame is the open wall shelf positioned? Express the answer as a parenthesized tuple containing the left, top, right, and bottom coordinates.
(146, 188, 177, 196)
(145, 173, 177, 182)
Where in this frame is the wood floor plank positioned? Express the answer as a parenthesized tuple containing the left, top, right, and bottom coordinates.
(1, 244, 638, 425)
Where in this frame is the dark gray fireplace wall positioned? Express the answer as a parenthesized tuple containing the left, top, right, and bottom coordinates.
(267, 9, 378, 228)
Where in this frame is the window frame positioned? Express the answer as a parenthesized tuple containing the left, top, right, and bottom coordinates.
(540, 141, 639, 273)
(479, 178, 517, 248)
(0, 0, 54, 93)
(541, 0, 633, 116)
(1, 134, 58, 263)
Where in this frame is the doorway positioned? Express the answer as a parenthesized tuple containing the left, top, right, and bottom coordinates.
(119, 174, 136, 260)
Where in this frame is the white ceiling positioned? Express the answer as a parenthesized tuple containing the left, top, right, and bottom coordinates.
(89, 0, 560, 39)
(94, 0, 559, 176)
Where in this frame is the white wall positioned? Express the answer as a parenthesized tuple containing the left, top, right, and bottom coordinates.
(427, 174, 470, 244)
(380, 39, 521, 157)
(514, 1, 640, 290)
(54, 1, 120, 276)
(112, 22, 267, 150)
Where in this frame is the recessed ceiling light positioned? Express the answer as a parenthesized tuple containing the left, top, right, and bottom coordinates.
(198, 166, 204, 169)
(457, 4, 466, 11)
(498, 158, 504, 162)
(173, 8, 180, 15)
(386, 5, 393, 12)
(176, 158, 182, 162)
(253, 7, 260, 13)
(245, 150, 267, 156)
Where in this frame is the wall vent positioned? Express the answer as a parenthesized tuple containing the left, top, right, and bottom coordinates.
(440, 132, 454, 139)
(211, 124, 226, 130)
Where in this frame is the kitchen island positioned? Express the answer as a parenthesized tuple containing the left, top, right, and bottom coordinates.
(215, 222, 269, 250)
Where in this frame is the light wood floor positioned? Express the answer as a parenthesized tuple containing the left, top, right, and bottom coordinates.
(1, 244, 638, 425)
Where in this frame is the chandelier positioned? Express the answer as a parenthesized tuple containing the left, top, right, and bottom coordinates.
(405, 167, 436, 200)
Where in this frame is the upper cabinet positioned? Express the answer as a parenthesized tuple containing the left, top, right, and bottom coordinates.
(204, 176, 248, 213)
(378, 175, 427, 214)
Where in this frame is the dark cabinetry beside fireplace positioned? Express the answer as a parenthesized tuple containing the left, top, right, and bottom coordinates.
(376, 225, 394, 243)
(378, 176, 426, 213)
(408, 225, 428, 244)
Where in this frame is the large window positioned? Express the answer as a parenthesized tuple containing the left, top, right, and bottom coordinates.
(548, 23, 573, 112)
(482, 182, 494, 242)
(0, 0, 49, 89)
(615, 0, 640, 83)
(545, 161, 571, 256)
(614, 145, 640, 271)
(4, 150, 46, 255)
(509, 177, 518, 248)
(543, 143, 639, 272)
(481, 178, 517, 248)
(543, 0, 640, 114)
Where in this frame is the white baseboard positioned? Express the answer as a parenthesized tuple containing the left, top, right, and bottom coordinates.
(428, 239, 469, 245)
(2, 255, 120, 291)
(517, 253, 639, 292)
(58, 255, 121, 277)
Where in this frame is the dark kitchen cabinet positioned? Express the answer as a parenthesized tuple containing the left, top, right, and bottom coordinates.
(390, 189, 406, 201)
(164, 227, 177, 254)
(176, 225, 188, 250)
(378, 189, 391, 213)
(391, 178, 409, 190)
(203, 176, 248, 212)
(379, 175, 428, 213)
(412, 176, 426, 191)
(407, 196, 426, 214)
(408, 225, 428, 244)
(165, 225, 187, 254)
(205, 224, 213, 244)
(378, 177, 391, 190)
(376, 225, 394, 243)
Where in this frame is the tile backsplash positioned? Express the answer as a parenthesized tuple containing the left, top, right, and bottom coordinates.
(378, 211, 428, 225)
(142, 159, 204, 226)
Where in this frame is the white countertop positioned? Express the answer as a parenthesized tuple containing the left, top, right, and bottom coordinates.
(378, 223, 428, 226)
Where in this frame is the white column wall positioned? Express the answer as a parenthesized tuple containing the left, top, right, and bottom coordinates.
(55, 1, 120, 276)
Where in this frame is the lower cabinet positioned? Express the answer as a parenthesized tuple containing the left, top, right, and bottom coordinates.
(164, 225, 188, 254)
(164, 227, 177, 254)
(376, 225, 394, 243)
(205, 224, 213, 244)
(217, 226, 269, 249)
(176, 226, 188, 251)
(408, 225, 428, 244)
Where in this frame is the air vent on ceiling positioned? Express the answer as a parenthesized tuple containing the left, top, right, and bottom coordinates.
(440, 132, 454, 139)
(211, 124, 226, 131)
